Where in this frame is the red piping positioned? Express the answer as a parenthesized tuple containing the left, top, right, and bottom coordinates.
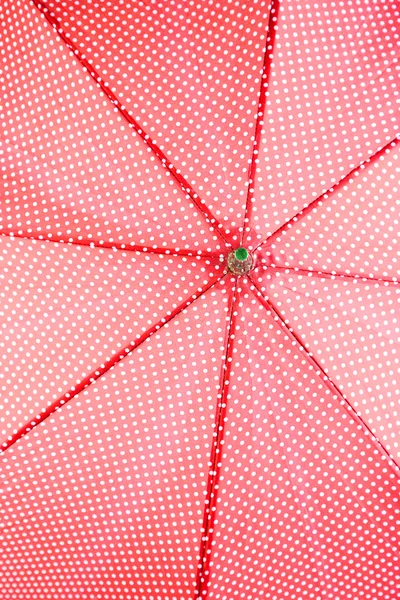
(256, 264, 400, 285)
(241, 0, 280, 245)
(195, 276, 238, 599)
(248, 275, 400, 478)
(31, 0, 233, 249)
(0, 231, 223, 259)
(1, 273, 224, 452)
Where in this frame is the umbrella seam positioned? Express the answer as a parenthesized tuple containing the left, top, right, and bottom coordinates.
(31, 0, 234, 250)
(255, 264, 400, 285)
(0, 272, 225, 453)
(195, 276, 238, 599)
(0, 232, 223, 259)
(248, 275, 400, 479)
(253, 135, 400, 253)
(241, 0, 280, 246)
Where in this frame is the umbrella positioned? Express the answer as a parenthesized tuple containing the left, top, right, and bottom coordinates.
(1, 0, 400, 598)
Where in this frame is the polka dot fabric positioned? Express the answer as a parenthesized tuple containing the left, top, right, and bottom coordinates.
(253, 269, 400, 459)
(0, 236, 223, 445)
(0, 284, 232, 599)
(34, 0, 272, 241)
(0, 0, 222, 253)
(245, 0, 400, 249)
(0, 0, 400, 599)
(205, 280, 400, 599)
(256, 138, 400, 281)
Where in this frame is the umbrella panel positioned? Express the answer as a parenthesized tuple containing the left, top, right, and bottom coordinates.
(244, 0, 400, 249)
(256, 139, 400, 282)
(0, 282, 232, 600)
(31, 0, 273, 239)
(252, 268, 400, 459)
(205, 280, 400, 599)
(0, 235, 223, 446)
(0, 0, 223, 253)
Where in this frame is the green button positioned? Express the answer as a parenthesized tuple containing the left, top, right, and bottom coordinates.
(234, 247, 249, 262)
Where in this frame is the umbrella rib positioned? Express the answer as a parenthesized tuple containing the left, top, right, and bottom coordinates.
(256, 264, 400, 285)
(248, 275, 400, 478)
(0, 273, 224, 453)
(195, 276, 238, 599)
(0, 232, 221, 259)
(253, 135, 400, 252)
(31, 0, 232, 250)
(240, 0, 280, 245)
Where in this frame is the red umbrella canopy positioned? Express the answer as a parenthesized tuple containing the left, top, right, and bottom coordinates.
(1, 0, 400, 598)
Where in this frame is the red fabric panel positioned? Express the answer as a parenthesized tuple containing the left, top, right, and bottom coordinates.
(253, 268, 400, 459)
(0, 282, 232, 599)
(33, 0, 272, 240)
(205, 279, 400, 599)
(0, 0, 222, 252)
(0, 235, 223, 445)
(256, 138, 400, 281)
(245, 0, 400, 248)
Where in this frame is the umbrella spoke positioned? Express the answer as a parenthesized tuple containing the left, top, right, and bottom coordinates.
(0, 272, 224, 453)
(241, 0, 280, 246)
(31, 0, 233, 249)
(255, 264, 400, 286)
(247, 274, 400, 478)
(0, 232, 221, 259)
(195, 275, 238, 599)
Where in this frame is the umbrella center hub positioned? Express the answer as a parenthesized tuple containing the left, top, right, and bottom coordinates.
(227, 247, 253, 275)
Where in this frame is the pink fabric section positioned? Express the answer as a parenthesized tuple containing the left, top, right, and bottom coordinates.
(0, 282, 231, 599)
(31, 0, 272, 240)
(0, 0, 222, 252)
(245, 0, 400, 248)
(206, 279, 400, 599)
(252, 268, 400, 458)
(256, 138, 400, 281)
(0, 235, 223, 444)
